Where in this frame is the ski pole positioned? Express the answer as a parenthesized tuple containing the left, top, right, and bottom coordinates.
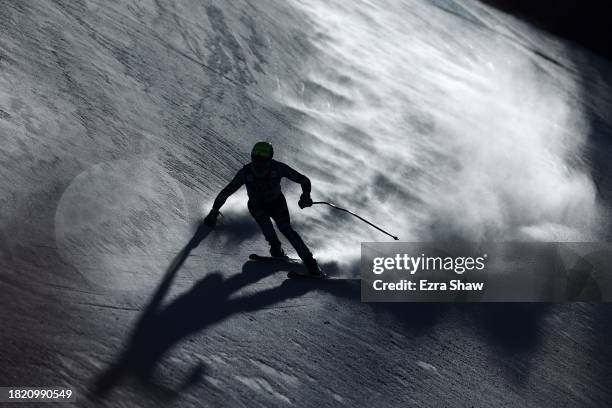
(312, 201, 399, 241)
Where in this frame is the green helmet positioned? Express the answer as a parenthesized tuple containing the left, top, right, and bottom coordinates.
(251, 141, 274, 160)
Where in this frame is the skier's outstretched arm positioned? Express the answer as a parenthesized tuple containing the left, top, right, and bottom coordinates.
(204, 170, 244, 226)
(281, 163, 313, 208)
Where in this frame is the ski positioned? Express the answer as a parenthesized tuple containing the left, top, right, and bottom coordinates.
(249, 254, 328, 279)
(249, 253, 300, 262)
(287, 270, 328, 280)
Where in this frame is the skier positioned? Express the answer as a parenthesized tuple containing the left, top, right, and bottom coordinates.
(204, 142, 323, 277)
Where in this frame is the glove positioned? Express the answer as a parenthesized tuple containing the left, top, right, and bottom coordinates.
(298, 194, 313, 209)
(204, 209, 219, 226)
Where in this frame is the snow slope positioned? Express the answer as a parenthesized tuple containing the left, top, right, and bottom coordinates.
(1, 0, 611, 406)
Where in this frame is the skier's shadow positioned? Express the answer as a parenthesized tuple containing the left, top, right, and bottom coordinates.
(92, 221, 311, 398)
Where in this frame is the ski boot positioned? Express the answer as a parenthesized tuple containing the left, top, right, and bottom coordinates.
(269, 243, 287, 259)
(288, 257, 326, 279)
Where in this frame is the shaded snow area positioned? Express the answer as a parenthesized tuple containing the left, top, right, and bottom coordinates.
(1, 0, 612, 407)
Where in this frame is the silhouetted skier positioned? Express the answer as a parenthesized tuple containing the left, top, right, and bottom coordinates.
(204, 142, 323, 276)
